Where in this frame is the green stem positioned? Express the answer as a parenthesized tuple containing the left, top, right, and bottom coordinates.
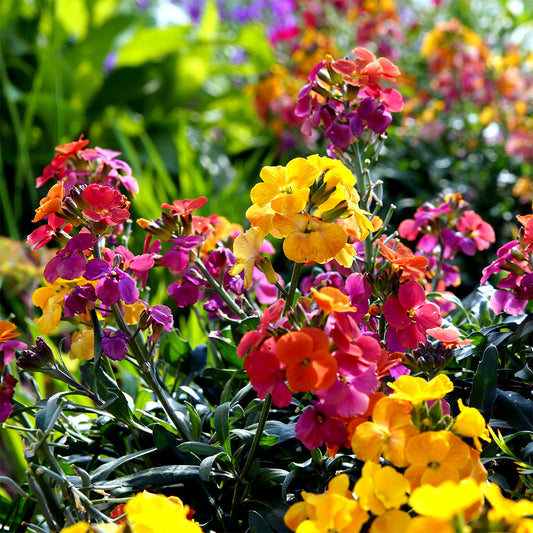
(229, 393, 272, 530)
(194, 257, 247, 319)
(111, 305, 192, 441)
(283, 262, 303, 314)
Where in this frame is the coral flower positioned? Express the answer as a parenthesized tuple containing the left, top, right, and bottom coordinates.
(272, 213, 347, 264)
(0, 321, 21, 344)
(387, 373, 453, 404)
(404, 430, 472, 489)
(251, 157, 321, 215)
(382, 280, 442, 350)
(275, 327, 337, 392)
(81, 184, 130, 227)
(33, 182, 65, 223)
(351, 396, 418, 467)
(229, 227, 278, 289)
(377, 240, 428, 282)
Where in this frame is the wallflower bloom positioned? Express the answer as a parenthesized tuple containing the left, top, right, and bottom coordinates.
(229, 227, 278, 288)
(275, 327, 337, 392)
(354, 462, 410, 516)
(387, 373, 453, 404)
(251, 157, 320, 215)
(383, 280, 442, 349)
(272, 213, 347, 264)
(404, 430, 472, 489)
(483, 482, 533, 529)
(311, 286, 357, 314)
(409, 479, 484, 521)
(70, 329, 95, 361)
(351, 396, 418, 467)
(32, 279, 75, 334)
(81, 184, 130, 227)
(453, 398, 491, 451)
(377, 240, 428, 282)
(0, 374, 17, 423)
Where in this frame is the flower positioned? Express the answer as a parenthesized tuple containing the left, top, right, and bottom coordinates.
(70, 330, 95, 361)
(251, 157, 320, 215)
(453, 398, 491, 451)
(311, 286, 357, 314)
(275, 327, 337, 392)
(351, 396, 418, 467)
(409, 479, 484, 521)
(383, 280, 442, 349)
(483, 482, 533, 529)
(387, 374, 454, 404)
(102, 329, 130, 361)
(0, 374, 17, 423)
(81, 184, 130, 227)
(229, 227, 278, 288)
(295, 401, 347, 450)
(354, 462, 410, 515)
(404, 430, 472, 489)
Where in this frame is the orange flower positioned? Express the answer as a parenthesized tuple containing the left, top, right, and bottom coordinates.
(351, 396, 418, 467)
(404, 430, 471, 490)
(377, 240, 428, 282)
(33, 182, 64, 223)
(275, 327, 337, 392)
(0, 321, 21, 344)
(426, 326, 472, 348)
(272, 213, 347, 264)
(311, 287, 357, 314)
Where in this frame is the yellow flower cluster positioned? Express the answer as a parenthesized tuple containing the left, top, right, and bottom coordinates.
(284, 374, 530, 533)
(60, 491, 203, 533)
(231, 155, 373, 287)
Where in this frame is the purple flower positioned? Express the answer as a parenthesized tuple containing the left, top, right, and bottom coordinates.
(44, 233, 96, 283)
(64, 285, 97, 317)
(161, 235, 204, 274)
(102, 329, 130, 361)
(85, 259, 139, 305)
(144, 304, 174, 342)
(168, 270, 203, 308)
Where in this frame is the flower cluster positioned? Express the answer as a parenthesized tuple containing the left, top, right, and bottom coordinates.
(481, 213, 533, 315)
(296, 47, 404, 155)
(284, 374, 509, 533)
(60, 491, 202, 533)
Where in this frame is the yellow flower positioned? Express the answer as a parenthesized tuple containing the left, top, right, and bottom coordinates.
(405, 516, 454, 533)
(453, 398, 491, 451)
(251, 158, 320, 215)
(351, 397, 418, 468)
(123, 301, 147, 325)
(70, 329, 95, 361)
(124, 491, 202, 533)
(272, 214, 347, 264)
(369, 509, 412, 533)
(483, 482, 533, 529)
(354, 462, 410, 516)
(387, 374, 453, 405)
(60, 524, 90, 533)
(229, 227, 278, 289)
(404, 430, 471, 490)
(409, 479, 484, 521)
(60, 523, 123, 533)
(32, 280, 73, 334)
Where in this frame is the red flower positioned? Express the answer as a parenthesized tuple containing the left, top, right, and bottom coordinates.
(81, 184, 130, 226)
(161, 197, 208, 216)
(383, 281, 442, 350)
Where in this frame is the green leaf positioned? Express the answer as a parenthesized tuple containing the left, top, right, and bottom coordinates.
(214, 401, 231, 455)
(159, 330, 191, 367)
(469, 343, 499, 418)
(91, 448, 157, 482)
(177, 442, 226, 457)
(35, 392, 65, 433)
(210, 335, 243, 368)
(198, 0, 219, 41)
(184, 401, 202, 441)
(496, 390, 533, 432)
(249, 510, 275, 533)
(0, 493, 35, 533)
(199, 452, 225, 482)
(92, 465, 200, 489)
(116, 26, 188, 67)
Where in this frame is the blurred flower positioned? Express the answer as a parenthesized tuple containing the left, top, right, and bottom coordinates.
(70, 330, 95, 361)
(0, 374, 18, 423)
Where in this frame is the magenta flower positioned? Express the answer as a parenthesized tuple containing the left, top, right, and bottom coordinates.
(295, 401, 346, 450)
(0, 374, 17, 423)
(104, 245, 154, 286)
(64, 284, 97, 317)
(456, 210, 495, 251)
(44, 233, 96, 283)
(383, 280, 442, 350)
(168, 269, 203, 308)
(161, 235, 204, 274)
(84, 258, 139, 305)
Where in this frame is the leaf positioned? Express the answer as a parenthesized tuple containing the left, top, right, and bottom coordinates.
(177, 442, 226, 457)
(248, 510, 275, 533)
(0, 493, 35, 533)
(198, 0, 219, 41)
(159, 330, 191, 367)
(469, 343, 499, 418)
(184, 401, 202, 441)
(91, 448, 157, 482)
(181, 344, 208, 386)
(92, 465, 199, 489)
(214, 402, 231, 455)
(210, 335, 243, 368)
(495, 390, 533, 432)
(35, 392, 65, 433)
(199, 452, 225, 482)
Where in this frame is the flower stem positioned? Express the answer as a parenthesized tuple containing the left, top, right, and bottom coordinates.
(283, 262, 303, 314)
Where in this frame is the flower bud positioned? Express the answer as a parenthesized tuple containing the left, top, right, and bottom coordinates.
(17, 337, 55, 371)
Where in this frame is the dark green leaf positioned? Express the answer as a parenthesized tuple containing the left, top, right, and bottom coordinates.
(177, 442, 226, 457)
(91, 448, 157, 482)
(496, 390, 533, 432)
(35, 392, 65, 433)
(214, 402, 231, 455)
(199, 452, 225, 482)
(249, 510, 275, 533)
(469, 344, 499, 418)
(210, 335, 243, 368)
(159, 331, 191, 367)
(92, 465, 199, 489)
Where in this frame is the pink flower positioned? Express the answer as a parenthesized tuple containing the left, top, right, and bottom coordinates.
(456, 210, 495, 251)
(0, 374, 17, 423)
(295, 401, 346, 450)
(81, 184, 130, 227)
(383, 281, 442, 350)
